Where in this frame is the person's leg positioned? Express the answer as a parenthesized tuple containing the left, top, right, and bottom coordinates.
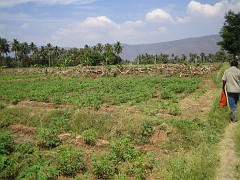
(228, 93, 236, 112)
(233, 93, 240, 122)
(227, 92, 237, 122)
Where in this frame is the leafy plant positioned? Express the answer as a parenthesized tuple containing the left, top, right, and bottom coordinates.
(55, 146, 85, 177)
(82, 128, 97, 145)
(35, 128, 62, 148)
(0, 130, 15, 155)
(0, 103, 6, 110)
(91, 154, 115, 179)
(141, 120, 153, 138)
(17, 150, 59, 180)
(110, 137, 141, 162)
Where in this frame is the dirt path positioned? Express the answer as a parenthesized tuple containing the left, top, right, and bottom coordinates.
(215, 122, 239, 180)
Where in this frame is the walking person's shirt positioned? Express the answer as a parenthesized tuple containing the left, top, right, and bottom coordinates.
(222, 66, 240, 93)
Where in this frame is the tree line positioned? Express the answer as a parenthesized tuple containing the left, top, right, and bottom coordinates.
(0, 39, 124, 68)
(0, 37, 233, 68)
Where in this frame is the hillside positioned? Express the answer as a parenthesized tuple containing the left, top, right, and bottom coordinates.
(120, 35, 222, 61)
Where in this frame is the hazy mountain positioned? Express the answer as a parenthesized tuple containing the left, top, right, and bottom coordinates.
(120, 35, 222, 61)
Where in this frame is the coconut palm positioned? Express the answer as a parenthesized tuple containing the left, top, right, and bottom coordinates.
(11, 39, 21, 67)
(0, 37, 10, 66)
(114, 41, 123, 64)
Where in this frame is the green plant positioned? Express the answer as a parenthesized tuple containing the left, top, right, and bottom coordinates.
(125, 152, 156, 179)
(82, 128, 97, 145)
(56, 146, 85, 177)
(91, 154, 115, 179)
(35, 128, 62, 149)
(141, 120, 153, 138)
(17, 150, 59, 180)
(0, 103, 6, 110)
(110, 137, 141, 162)
(0, 130, 15, 155)
(0, 154, 20, 179)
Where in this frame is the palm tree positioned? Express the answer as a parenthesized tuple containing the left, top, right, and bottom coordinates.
(104, 43, 113, 65)
(96, 43, 103, 55)
(11, 39, 20, 67)
(19, 42, 30, 67)
(46, 43, 53, 67)
(29, 42, 38, 65)
(114, 41, 123, 64)
(0, 37, 10, 66)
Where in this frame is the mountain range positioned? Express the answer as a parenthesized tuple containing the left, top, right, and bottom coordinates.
(120, 35, 222, 61)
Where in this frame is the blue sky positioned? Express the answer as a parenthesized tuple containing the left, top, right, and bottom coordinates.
(0, 0, 239, 47)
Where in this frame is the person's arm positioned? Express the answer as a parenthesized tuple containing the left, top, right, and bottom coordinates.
(222, 80, 226, 91)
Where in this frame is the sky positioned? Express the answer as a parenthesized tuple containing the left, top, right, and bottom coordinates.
(0, 0, 240, 48)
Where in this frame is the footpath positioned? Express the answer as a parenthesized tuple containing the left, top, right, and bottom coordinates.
(215, 122, 239, 180)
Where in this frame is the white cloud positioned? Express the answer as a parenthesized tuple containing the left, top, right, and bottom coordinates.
(50, 16, 147, 46)
(146, 9, 174, 23)
(187, 1, 230, 18)
(82, 16, 116, 28)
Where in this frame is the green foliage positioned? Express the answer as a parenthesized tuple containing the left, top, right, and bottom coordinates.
(165, 144, 217, 180)
(0, 75, 201, 111)
(55, 146, 85, 177)
(0, 154, 20, 179)
(82, 128, 98, 145)
(0, 103, 6, 110)
(141, 120, 153, 138)
(218, 10, 240, 56)
(0, 130, 15, 155)
(91, 154, 115, 179)
(123, 152, 156, 180)
(110, 137, 141, 162)
(35, 128, 62, 148)
(17, 150, 59, 180)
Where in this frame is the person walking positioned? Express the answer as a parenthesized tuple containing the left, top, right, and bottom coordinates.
(222, 58, 240, 122)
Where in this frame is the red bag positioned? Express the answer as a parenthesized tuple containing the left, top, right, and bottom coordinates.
(220, 90, 227, 108)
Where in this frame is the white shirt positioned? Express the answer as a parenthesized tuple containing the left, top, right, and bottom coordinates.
(222, 66, 240, 93)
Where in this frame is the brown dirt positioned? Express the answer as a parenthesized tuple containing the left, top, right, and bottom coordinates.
(9, 124, 37, 143)
(18, 100, 68, 109)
